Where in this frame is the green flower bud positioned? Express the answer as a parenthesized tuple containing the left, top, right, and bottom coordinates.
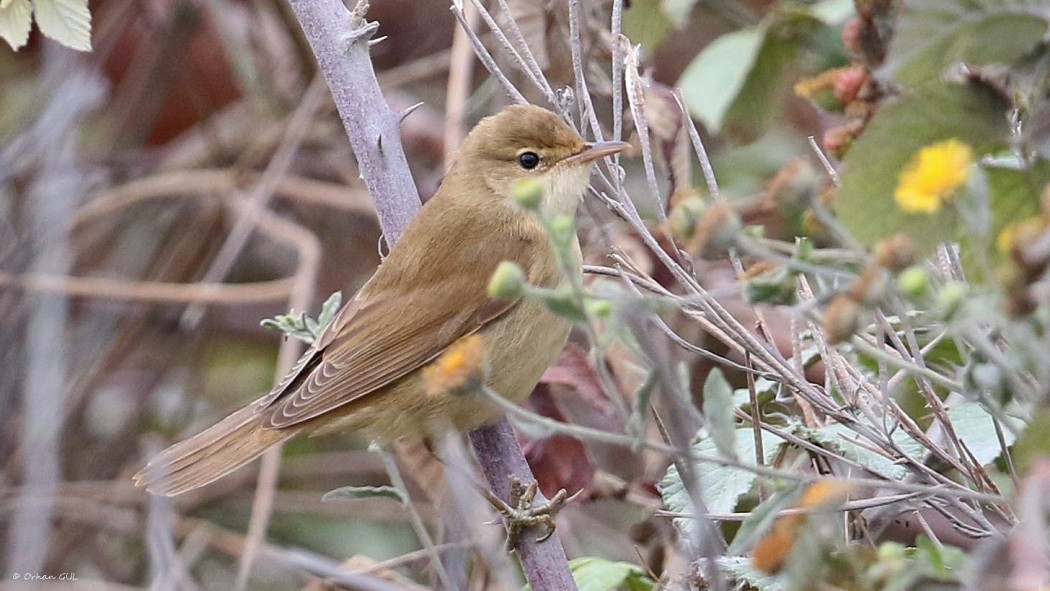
(585, 298, 613, 319)
(512, 177, 545, 210)
(938, 280, 968, 318)
(898, 266, 929, 299)
(667, 196, 706, 239)
(488, 261, 526, 299)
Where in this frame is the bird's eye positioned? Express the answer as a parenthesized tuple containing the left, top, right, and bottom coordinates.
(517, 151, 540, 170)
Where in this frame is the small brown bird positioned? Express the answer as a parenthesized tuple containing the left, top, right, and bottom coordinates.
(135, 105, 629, 495)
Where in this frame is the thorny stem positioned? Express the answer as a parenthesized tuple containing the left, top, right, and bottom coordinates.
(286, 1, 576, 589)
(287, 0, 422, 244)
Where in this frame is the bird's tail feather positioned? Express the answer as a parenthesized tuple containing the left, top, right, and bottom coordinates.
(134, 401, 299, 496)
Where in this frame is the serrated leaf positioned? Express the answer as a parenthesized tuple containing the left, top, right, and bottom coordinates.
(562, 557, 655, 591)
(317, 291, 342, 330)
(800, 423, 925, 480)
(703, 369, 738, 462)
(947, 401, 1023, 466)
(885, 0, 1050, 86)
(660, 428, 788, 531)
(0, 0, 31, 50)
(835, 81, 1010, 255)
(33, 0, 91, 51)
(718, 556, 784, 591)
(321, 485, 405, 503)
(679, 27, 765, 133)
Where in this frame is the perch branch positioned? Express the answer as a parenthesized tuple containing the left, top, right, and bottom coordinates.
(284, 1, 577, 589)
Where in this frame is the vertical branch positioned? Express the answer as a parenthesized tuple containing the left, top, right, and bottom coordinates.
(283, 1, 577, 589)
(286, 0, 422, 244)
(4, 51, 104, 576)
(492, 0, 557, 102)
(468, 422, 578, 590)
(444, 0, 479, 165)
(627, 313, 727, 591)
(567, 0, 603, 139)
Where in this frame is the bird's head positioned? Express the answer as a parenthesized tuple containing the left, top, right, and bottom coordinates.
(453, 105, 629, 215)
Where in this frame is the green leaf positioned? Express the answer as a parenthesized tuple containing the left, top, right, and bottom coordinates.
(745, 270, 798, 305)
(623, 0, 674, 51)
(947, 401, 1023, 466)
(660, 0, 699, 28)
(885, 0, 1050, 86)
(679, 6, 826, 138)
(799, 423, 926, 480)
(913, 536, 968, 581)
(317, 291, 343, 332)
(983, 158, 1050, 250)
(544, 287, 589, 324)
(732, 377, 781, 410)
(719, 556, 784, 591)
(563, 557, 655, 591)
(679, 27, 766, 133)
(1013, 406, 1050, 473)
(703, 369, 739, 462)
(810, 0, 855, 24)
(721, 10, 823, 139)
(32, 0, 91, 51)
(0, 0, 32, 50)
(628, 371, 657, 437)
(660, 428, 788, 530)
(322, 485, 405, 503)
(835, 81, 1010, 254)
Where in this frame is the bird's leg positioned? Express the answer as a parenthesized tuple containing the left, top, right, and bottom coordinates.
(483, 476, 576, 552)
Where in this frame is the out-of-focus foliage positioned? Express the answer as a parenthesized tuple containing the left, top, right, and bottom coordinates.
(0, 0, 91, 50)
(678, 1, 851, 137)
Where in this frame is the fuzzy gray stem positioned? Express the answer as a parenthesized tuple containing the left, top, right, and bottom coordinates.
(468, 422, 578, 590)
(285, 1, 576, 589)
(286, 0, 421, 244)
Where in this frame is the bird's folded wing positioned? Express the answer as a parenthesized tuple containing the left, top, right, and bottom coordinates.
(259, 241, 530, 430)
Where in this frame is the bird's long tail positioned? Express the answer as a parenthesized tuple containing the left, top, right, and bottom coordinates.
(134, 401, 300, 496)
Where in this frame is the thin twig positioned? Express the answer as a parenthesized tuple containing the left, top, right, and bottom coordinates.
(179, 74, 328, 330)
(444, 0, 479, 166)
(378, 449, 458, 590)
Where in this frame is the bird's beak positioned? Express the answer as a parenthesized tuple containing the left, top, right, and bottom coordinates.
(562, 140, 631, 166)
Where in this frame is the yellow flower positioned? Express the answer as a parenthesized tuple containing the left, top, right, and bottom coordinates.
(422, 334, 486, 397)
(894, 139, 974, 214)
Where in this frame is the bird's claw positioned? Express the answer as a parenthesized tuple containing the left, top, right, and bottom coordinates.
(484, 477, 578, 552)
